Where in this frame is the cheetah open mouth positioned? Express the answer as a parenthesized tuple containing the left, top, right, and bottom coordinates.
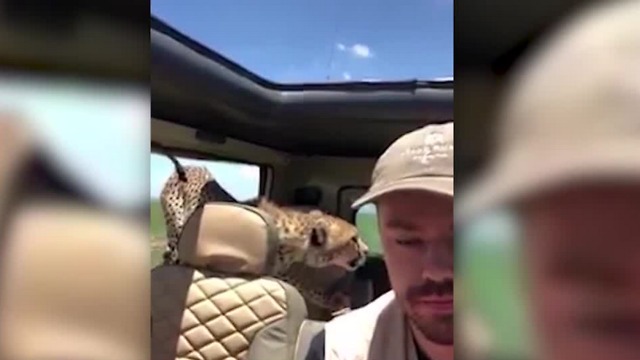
(325, 251, 366, 271)
(331, 258, 361, 271)
(347, 257, 366, 270)
(314, 242, 367, 271)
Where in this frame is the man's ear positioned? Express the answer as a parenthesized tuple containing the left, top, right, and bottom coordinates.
(309, 226, 328, 247)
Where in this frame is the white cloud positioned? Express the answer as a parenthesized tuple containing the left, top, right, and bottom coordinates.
(351, 44, 372, 58)
(342, 72, 352, 80)
(336, 43, 374, 59)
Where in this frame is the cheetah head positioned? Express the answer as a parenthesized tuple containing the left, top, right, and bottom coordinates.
(299, 210, 369, 271)
(257, 199, 368, 272)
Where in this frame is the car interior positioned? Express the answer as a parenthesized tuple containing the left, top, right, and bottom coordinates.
(0, 0, 600, 359)
(150, 0, 602, 357)
(151, 1, 603, 358)
(150, 14, 452, 360)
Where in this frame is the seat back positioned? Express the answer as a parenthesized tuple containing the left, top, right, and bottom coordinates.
(151, 203, 308, 360)
(291, 320, 326, 360)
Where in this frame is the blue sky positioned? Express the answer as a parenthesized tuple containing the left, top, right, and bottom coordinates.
(152, 0, 453, 83)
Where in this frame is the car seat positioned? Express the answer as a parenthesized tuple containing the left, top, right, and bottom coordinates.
(151, 202, 309, 360)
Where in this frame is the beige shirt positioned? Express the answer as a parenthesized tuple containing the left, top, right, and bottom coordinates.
(324, 291, 420, 360)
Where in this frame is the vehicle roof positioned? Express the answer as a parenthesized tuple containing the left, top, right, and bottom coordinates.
(151, 16, 453, 158)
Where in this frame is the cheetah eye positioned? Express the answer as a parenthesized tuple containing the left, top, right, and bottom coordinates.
(351, 236, 359, 243)
(310, 227, 327, 247)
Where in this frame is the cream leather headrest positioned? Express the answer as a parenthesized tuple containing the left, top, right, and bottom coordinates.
(177, 203, 279, 275)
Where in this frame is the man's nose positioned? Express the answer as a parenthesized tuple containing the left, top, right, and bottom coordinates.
(421, 240, 453, 281)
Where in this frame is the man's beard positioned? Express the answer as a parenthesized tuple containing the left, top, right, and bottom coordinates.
(405, 278, 454, 345)
(410, 312, 454, 345)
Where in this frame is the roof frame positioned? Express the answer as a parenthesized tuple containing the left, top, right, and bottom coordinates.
(151, 15, 453, 157)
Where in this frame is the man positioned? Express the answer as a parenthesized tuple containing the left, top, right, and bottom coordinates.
(460, 2, 640, 360)
(306, 122, 454, 360)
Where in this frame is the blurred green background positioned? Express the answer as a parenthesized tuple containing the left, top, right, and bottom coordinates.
(150, 200, 166, 267)
(458, 210, 532, 359)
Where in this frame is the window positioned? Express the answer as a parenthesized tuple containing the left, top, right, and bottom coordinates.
(149, 152, 261, 266)
(339, 187, 384, 257)
(355, 203, 383, 257)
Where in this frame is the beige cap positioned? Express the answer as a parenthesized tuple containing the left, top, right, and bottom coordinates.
(353, 122, 453, 209)
(460, 1, 640, 218)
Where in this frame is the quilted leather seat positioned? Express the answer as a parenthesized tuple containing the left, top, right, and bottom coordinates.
(151, 203, 308, 360)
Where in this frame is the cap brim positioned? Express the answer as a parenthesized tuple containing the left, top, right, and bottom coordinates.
(352, 176, 453, 209)
(459, 141, 640, 221)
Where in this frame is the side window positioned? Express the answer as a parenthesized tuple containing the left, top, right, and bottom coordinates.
(149, 152, 261, 266)
(355, 204, 383, 257)
(339, 187, 384, 257)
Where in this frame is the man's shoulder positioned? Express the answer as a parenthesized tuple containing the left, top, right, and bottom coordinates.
(319, 291, 398, 360)
(332, 291, 395, 322)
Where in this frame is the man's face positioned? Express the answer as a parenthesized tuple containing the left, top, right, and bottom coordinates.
(377, 190, 454, 345)
(522, 184, 640, 360)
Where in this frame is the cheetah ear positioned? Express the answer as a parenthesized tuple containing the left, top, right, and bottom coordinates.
(309, 226, 327, 247)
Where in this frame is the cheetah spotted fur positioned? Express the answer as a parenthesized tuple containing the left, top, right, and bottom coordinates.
(159, 165, 369, 311)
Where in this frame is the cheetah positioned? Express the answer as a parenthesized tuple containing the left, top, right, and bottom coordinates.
(158, 162, 369, 311)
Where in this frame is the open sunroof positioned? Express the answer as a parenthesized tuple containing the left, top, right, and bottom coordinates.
(151, 0, 452, 84)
